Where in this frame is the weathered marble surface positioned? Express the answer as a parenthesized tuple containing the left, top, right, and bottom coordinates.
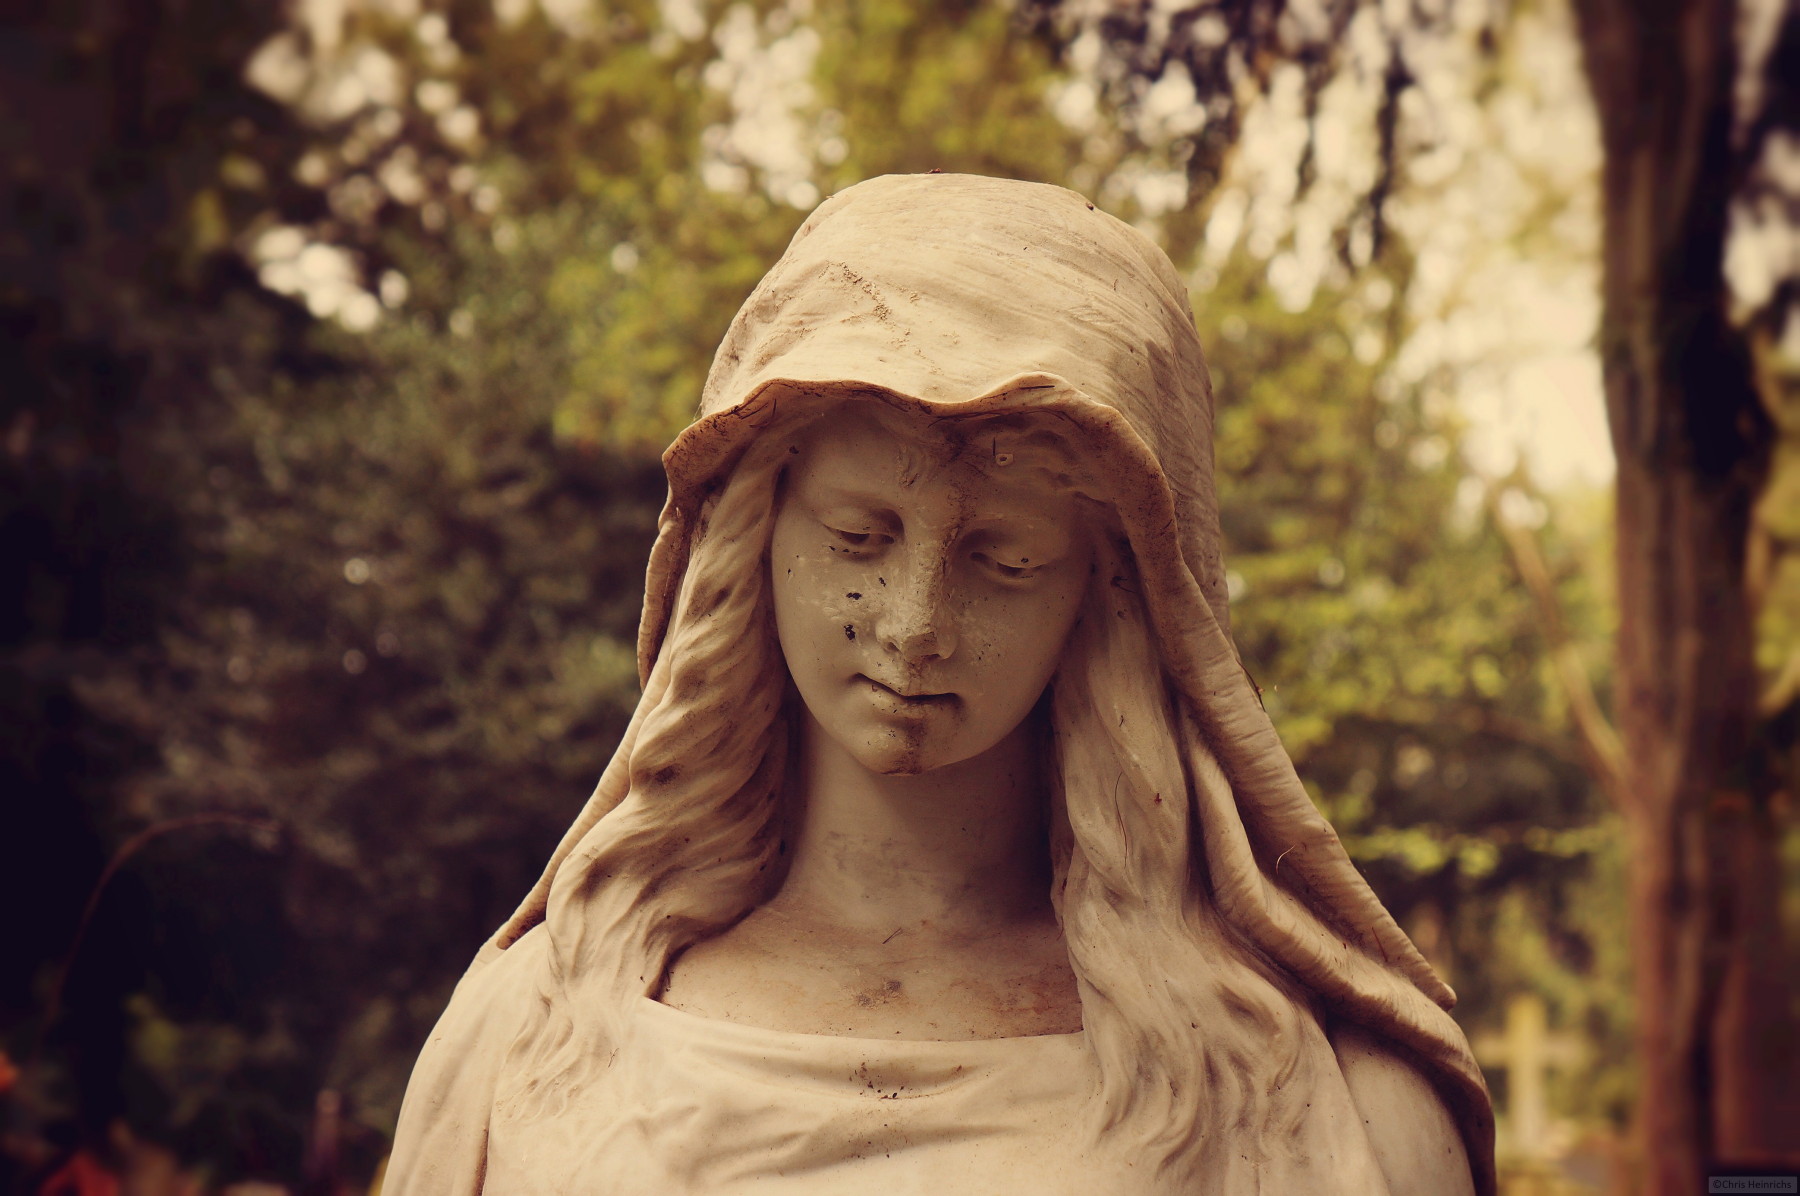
(385, 173, 1494, 1195)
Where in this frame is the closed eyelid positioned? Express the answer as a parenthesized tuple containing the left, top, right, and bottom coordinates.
(809, 504, 906, 553)
(972, 554, 1053, 580)
(815, 504, 896, 534)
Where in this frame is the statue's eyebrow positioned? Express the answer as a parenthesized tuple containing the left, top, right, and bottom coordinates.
(964, 511, 1076, 553)
(804, 483, 896, 516)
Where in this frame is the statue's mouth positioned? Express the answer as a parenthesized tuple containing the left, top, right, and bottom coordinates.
(857, 674, 953, 704)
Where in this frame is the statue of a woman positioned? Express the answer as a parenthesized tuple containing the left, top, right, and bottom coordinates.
(385, 174, 1495, 1195)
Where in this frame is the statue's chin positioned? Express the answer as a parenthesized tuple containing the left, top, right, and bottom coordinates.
(842, 729, 965, 779)
(849, 740, 934, 778)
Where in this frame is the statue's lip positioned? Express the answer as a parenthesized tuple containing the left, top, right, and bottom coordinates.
(857, 674, 952, 702)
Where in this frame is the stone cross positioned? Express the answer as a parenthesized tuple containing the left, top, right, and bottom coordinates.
(1473, 993, 1586, 1159)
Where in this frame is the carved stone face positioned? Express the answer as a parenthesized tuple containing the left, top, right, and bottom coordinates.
(770, 405, 1093, 776)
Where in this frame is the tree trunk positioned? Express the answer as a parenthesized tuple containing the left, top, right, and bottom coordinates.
(1711, 798, 1792, 1160)
(1570, 0, 1777, 1189)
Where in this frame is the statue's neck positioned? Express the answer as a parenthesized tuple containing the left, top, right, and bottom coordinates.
(769, 708, 1054, 938)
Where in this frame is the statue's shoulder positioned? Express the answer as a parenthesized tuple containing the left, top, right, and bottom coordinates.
(422, 922, 549, 1060)
(1329, 1019, 1476, 1196)
(384, 924, 549, 1195)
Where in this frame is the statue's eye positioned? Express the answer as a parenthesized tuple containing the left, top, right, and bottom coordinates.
(971, 550, 1040, 580)
(827, 526, 889, 551)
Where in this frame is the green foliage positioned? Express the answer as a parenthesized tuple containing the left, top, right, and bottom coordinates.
(807, 1, 1085, 186)
(73, 218, 670, 1170)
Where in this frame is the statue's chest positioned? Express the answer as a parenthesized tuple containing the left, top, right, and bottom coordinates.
(485, 997, 1148, 1195)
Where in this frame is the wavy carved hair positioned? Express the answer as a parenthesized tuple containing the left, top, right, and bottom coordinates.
(495, 402, 1326, 1184)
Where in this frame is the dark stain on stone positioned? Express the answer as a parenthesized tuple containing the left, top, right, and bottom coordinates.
(854, 979, 904, 1009)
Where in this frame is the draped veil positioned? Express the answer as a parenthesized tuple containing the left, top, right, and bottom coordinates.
(387, 173, 1496, 1195)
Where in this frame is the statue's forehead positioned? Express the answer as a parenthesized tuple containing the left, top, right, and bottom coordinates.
(787, 401, 1087, 491)
(782, 403, 1089, 519)
(789, 403, 948, 473)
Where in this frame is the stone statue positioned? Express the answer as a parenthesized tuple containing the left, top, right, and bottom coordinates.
(384, 173, 1495, 1195)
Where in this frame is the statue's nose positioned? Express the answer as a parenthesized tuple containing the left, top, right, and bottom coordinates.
(875, 549, 958, 664)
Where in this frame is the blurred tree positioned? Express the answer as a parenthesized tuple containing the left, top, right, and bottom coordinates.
(1566, 0, 1798, 1183)
(0, 0, 322, 1172)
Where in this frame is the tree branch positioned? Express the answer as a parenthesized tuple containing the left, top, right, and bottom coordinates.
(1484, 479, 1633, 812)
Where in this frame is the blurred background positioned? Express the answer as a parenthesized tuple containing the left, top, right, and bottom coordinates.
(3, 0, 1797, 1192)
